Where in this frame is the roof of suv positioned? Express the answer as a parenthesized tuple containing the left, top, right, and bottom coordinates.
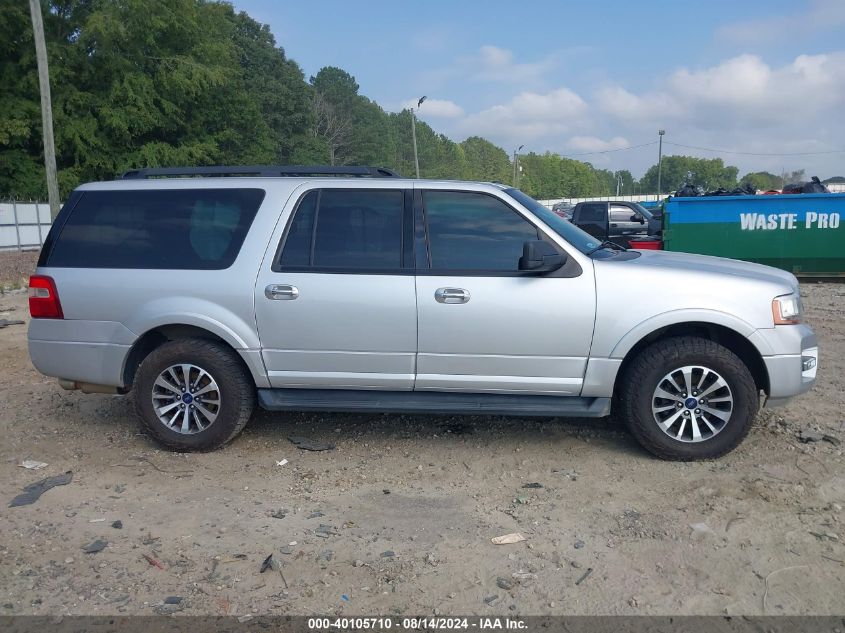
(120, 165, 402, 179)
(77, 165, 513, 192)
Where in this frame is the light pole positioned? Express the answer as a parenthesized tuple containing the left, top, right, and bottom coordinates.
(411, 96, 426, 178)
(28, 0, 60, 219)
(656, 129, 665, 199)
(616, 172, 623, 196)
(513, 145, 524, 187)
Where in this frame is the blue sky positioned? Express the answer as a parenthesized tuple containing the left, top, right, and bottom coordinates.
(234, 0, 845, 178)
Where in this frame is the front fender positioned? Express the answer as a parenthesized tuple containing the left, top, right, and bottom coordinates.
(606, 308, 772, 359)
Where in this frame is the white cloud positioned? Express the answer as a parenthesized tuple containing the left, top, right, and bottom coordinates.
(472, 45, 556, 83)
(401, 98, 464, 118)
(420, 45, 560, 89)
(425, 49, 845, 178)
(459, 88, 588, 141)
(598, 52, 845, 128)
(717, 0, 845, 46)
(566, 136, 630, 153)
(595, 86, 682, 122)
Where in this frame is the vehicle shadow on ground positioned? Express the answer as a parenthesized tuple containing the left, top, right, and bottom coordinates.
(52, 390, 644, 459)
(238, 408, 650, 459)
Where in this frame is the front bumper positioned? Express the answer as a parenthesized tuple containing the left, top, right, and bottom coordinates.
(758, 324, 818, 407)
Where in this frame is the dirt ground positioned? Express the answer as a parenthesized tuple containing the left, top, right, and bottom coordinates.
(0, 282, 843, 618)
(0, 250, 39, 290)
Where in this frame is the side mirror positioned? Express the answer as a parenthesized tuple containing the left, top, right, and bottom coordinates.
(518, 240, 567, 273)
(630, 214, 645, 224)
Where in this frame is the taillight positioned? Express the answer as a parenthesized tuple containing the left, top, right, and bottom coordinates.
(29, 275, 64, 319)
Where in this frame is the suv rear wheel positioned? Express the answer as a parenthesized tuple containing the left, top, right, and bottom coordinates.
(134, 339, 255, 451)
(618, 336, 758, 460)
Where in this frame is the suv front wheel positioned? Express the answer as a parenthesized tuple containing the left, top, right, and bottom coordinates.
(134, 339, 255, 451)
(618, 336, 759, 460)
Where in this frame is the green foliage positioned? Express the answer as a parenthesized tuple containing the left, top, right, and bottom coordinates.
(739, 171, 782, 192)
(459, 137, 510, 183)
(3, 0, 759, 203)
(2, 0, 312, 197)
(517, 152, 619, 199)
(640, 155, 739, 194)
(0, 0, 42, 198)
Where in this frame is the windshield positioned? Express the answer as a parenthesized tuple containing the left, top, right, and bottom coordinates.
(504, 188, 605, 255)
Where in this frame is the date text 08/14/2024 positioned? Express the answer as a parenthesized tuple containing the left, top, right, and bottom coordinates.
(307, 617, 527, 630)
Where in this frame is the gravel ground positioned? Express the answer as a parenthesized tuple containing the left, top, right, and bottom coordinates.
(0, 250, 39, 290)
(0, 283, 842, 617)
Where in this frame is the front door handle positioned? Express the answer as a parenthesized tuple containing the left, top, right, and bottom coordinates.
(265, 284, 299, 300)
(435, 287, 470, 304)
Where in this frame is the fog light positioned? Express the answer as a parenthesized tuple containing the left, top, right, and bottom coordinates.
(802, 356, 816, 371)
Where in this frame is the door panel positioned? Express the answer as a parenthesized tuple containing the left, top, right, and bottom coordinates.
(256, 273, 416, 389)
(415, 275, 595, 394)
(609, 204, 646, 236)
(255, 186, 416, 390)
(414, 189, 596, 395)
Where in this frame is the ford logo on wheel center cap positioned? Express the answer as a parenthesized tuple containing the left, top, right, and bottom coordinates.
(684, 397, 698, 409)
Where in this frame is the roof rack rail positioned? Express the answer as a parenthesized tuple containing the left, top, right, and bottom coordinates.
(120, 165, 402, 179)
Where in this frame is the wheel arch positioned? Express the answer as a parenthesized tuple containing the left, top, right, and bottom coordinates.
(121, 324, 259, 389)
(613, 321, 770, 397)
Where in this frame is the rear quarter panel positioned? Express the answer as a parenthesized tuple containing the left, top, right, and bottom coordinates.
(29, 179, 299, 386)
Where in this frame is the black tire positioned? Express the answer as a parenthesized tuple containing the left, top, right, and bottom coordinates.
(617, 336, 758, 460)
(133, 338, 255, 451)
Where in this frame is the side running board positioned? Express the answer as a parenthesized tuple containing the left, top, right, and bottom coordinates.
(257, 389, 611, 418)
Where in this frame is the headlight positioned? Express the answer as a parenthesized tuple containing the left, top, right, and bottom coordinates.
(772, 292, 803, 325)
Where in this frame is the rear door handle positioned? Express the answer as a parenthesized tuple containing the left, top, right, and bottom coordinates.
(435, 287, 470, 304)
(265, 284, 299, 300)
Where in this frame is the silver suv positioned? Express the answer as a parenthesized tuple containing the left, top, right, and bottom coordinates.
(27, 166, 818, 459)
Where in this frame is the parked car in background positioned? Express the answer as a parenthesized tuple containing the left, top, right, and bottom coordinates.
(551, 201, 574, 219)
(28, 166, 817, 460)
(570, 200, 661, 248)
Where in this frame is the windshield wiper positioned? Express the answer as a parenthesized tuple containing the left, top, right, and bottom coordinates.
(586, 240, 627, 256)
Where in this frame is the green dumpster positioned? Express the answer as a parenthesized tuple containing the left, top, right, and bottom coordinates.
(663, 193, 845, 276)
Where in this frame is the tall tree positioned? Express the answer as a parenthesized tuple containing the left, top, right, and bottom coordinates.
(739, 171, 781, 192)
(312, 91, 351, 165)
(640, 155, 738, 193)
(459, 136, 511, 183)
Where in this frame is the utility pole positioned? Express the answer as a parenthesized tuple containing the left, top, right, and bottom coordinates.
(411, 96, 426, 178)
(656, 129, 665, 199)
(616, 172, 623, 196)
(29, 0, 60, 219)
(513, 145, 524, 187)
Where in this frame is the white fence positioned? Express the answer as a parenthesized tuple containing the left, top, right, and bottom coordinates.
(0, 202, 52, 252)
(538, 193, 664, 209)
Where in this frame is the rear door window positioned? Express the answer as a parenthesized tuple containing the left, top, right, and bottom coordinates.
(578, 203, 606, 222)
(46, 188, 264, 269)
(277, 189, 404, 271)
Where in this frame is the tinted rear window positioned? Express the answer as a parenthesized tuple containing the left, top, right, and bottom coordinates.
(277, 189, 403, 270)
(578, 203, 606, 222)
(46, 189, 264, 269)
